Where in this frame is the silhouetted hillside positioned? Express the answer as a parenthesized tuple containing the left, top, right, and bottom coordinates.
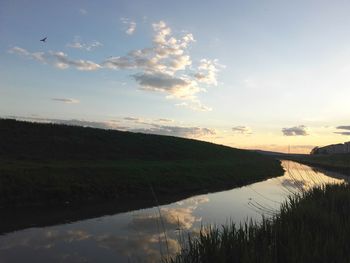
(0, 119, 283, 208)
(0, 119, 253, 161)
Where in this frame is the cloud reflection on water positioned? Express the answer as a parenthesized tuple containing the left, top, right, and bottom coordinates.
(0, 162, 346, 263)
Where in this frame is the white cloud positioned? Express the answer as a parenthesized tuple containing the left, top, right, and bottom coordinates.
(130, 123, 216, 138)
(10, 47, 101, 71)
(194, 59, 222, 86)
(176, 100, 212, 112)
(126, 22, 136, 35)
(51, 98, 80, 104)
(121, 18, 137, 35)
(232, 126, 252, 135)
(282, 125, 309, 136)
(156, 118, 173, 123)
(79, 8, 87, 15)
(67, 36, 103, 51)
(8, 46, 46, 63)
(50, 51, 101, 71)
(9, 20, 222, 111)
(103, 21, 217, 110)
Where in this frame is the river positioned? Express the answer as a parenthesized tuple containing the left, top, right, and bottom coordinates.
(0, 160, 347, 262)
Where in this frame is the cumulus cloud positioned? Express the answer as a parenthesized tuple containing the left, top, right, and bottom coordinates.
(121, 18, 136, 35)
(9, 47, 101, 71)
(194, 59, 222, 86)
(9, 20, 222, 111)
(232, 126, 252, 135)
(51, 98, 80, 104)
(133, 72, 200, 99)
(282, 125, 309, 136)
(67, 36, 103, 51)
(102, 20, 219, 110)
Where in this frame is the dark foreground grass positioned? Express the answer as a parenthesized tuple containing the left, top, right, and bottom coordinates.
(0, 119, 283, 207)
(168, 183, 350, 263)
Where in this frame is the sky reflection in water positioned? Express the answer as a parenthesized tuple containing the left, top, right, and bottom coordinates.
(0, 161, 346, 263)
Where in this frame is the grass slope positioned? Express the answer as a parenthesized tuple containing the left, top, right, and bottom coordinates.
(168, 183, 350, 263)
(0, 119, 283, 207)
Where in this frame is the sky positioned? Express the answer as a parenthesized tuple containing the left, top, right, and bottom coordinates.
(1, 0, 350, 153)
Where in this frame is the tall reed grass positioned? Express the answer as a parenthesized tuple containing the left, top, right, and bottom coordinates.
(166, 183, 350, 263)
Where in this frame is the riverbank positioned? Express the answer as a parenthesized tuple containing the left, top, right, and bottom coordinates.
(0, 158, 283, 207)
(284, 153, 350, 176)
(0, 119, 284, 208)
(167, 183, 350, 263)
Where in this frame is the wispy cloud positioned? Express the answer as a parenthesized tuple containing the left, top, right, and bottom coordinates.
(334, 126, 350, 135)
(7, 116, 127, 130)
(121, 18, 136, 35)
(79, 8, 88, 15)
(9, 47, 101, 71)
(129, 124, 216, 138)
(334, 132, 350, 135)
(8, 46, 46, 63)
(124, 117, 140, 121)
(156, 118, 173, 123)
(176, 100, 212, 112)
(282, 125, 309, 136)
(6, 116, 215, 139)
(336, 125, 350, 130)
(51, 98, 80, 104)
(51, 51, 101, 70)
(232, 126, 252, 135)
(67, 36, 103, 51)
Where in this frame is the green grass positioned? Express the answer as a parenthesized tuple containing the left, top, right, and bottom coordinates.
(0, 119, 283, 207)
(167, 183, 350, 263)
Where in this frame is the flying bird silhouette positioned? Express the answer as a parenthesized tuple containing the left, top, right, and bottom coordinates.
(40, 37, 47, 42)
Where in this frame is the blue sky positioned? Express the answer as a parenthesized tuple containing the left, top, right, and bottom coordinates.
(1, 0, 350, 152)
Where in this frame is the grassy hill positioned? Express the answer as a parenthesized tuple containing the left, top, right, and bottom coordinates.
(0, 119, 283, 208)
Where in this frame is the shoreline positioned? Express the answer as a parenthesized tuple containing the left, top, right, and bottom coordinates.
(0, 166, 282, 235)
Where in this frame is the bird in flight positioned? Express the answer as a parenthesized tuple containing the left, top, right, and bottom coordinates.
(40, 37, 47, 42)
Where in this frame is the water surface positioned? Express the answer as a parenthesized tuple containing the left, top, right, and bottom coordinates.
(0, 161, 346, 262)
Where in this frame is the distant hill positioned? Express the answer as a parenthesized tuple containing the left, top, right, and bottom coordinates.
(311, 142, 350, 155)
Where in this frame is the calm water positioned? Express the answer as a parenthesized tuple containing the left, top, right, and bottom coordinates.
(0, 161, 346, 263)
